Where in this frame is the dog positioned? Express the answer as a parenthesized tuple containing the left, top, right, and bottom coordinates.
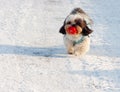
(59, 8, 93, 56)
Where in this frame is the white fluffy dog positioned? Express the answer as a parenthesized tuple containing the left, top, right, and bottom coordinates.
(59, 8, 93, 56)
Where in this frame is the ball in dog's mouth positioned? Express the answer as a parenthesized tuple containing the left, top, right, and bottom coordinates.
(67, 26, 78, 35)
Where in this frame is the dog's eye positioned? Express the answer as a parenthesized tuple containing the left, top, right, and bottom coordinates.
(67, 21, 71, 25)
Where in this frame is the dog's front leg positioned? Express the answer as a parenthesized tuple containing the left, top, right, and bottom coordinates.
(64, 36, 74, 54)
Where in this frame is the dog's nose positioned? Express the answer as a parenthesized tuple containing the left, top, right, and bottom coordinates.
(72, 24, 76, 27)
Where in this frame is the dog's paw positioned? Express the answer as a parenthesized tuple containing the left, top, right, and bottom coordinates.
(68, 48, 74, 54)
(68, 52, 74, 54)
(74, 52, 80, 56)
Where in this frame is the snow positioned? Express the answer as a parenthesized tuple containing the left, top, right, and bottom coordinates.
(0, 0, 120, 92)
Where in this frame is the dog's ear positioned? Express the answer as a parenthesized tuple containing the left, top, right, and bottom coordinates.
(59, 25, 66, 34)
(59, 19, 66, 34)
(82, 26, 93, 36)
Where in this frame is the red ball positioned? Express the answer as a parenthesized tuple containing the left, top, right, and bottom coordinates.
(67, 26, 78, 35)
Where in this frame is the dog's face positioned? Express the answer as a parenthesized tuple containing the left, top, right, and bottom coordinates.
(65, 14, 85, 36)
(59, 14, 93, 37)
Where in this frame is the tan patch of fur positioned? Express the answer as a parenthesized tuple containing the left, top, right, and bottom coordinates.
(76, 26, 82, 34)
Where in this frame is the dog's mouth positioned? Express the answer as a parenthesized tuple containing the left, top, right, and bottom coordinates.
(67, 26, 78, 35)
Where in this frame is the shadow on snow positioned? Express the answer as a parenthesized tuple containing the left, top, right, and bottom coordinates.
(0, 45, 67, 58)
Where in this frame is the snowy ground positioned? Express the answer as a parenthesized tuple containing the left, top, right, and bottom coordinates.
(0, 0, 120, 92)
